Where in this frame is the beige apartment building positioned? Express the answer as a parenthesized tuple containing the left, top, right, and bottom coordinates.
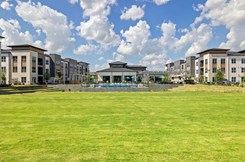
(197, 48, 245, 83)
(0, 36, 4, 84)
(1, 49, 12, 84)
(8, 45, 47, 85)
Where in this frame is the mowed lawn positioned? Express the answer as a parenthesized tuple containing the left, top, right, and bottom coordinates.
(0, 90, 244, 161)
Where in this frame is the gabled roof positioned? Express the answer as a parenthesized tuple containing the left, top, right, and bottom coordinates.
(197, 48, 230, 55)
(96, 67, 136, 73)
(109, 61, 127, 65)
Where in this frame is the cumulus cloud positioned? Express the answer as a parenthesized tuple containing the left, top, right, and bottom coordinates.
(74, 44, 98, 55)
(153, 0, 171, 6)
(159, 21, 177, 49)
(117, 20, 150, 55)
(120, 5, 145, 21)
(0, 0, 13, 10)
(175, 23, 213, 56)
(194, 0, 245, 50)
(0, 18, 42, 48)
(77, 0, 120, 48)
(68, 0, 79, 4)
(15, 1, 73, 53)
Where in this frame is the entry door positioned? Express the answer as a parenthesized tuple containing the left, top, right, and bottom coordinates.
(113, 76, 122, 83)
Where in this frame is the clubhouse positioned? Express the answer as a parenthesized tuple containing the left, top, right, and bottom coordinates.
(96, 61, 146, 83)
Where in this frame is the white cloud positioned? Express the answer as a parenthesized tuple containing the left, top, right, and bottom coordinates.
(153, 0, 171, 6)
(120, 5, 145, 21)
(77, 0, 120, 48)
(175, 23, 213, 56)
(69, 0, 79, 4)
(0, 18, 42, 48)
(159, 21, 177, 49)
(140, 53, 166, 70)
(113, 52, 125, 61)
(15, 1, 73, 53)
(194, 0, 245, 50)
(0, 0, 13, 10)
(117, 20, 150, 55)
(74, 44, 98, 55)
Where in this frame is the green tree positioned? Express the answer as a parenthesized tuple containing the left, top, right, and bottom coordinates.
(243, 72, 245, 83)
(199, 76, 204, 84)
(0, 72, 6, 85)
(163, 72, 170, 82)
(56, 72, 62, 84)
(215, 69, 224, 85)
(44, 72, 50, 84)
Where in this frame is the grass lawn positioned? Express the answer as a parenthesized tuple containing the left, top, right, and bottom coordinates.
(0, 89, 244, 161)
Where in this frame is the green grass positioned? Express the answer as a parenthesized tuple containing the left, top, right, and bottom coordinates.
(0, 91, 244, 161)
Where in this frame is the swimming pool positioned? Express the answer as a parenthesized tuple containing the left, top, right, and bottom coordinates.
(94, 83, 138, 88)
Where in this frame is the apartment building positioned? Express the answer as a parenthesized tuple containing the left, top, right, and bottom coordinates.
(7, 45, 47, 85)
(165, 56, 196, 83)
(0, 36, 4, 84)
(50, 54, 62, 83)
(65, 58, 80, 84)
(1, 50, 12, 84)
(61, 59, 69, 84)
(197, 48, 245, 83)
(78, 61, 89, 82)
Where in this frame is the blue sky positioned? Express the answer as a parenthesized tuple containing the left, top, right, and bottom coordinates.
(0, 0, 245, 71)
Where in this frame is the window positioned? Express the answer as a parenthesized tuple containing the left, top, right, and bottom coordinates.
(46, 60, 49, 65)
(13, 67, 17, 73)
(221, 68, 225, 73)
(13, 56, 18, 62)
(212, 58, 217, 64)
(212, 68, 217, 73)
(212, 77, 216, 82)
(241, 68, 245, 73)
(196, 70, 198, 74)
(21, 77, 26, 83)
(205, 68, 208, 73)
(1, 67, 6, 73)
(231, 58, 236, 64)
(231, 77, 236, 82)
(21, 56, 26, 62)
(21, 67, 26, 73)
(32, 77, 36, 84)
(205, 59, 208, 64)
(1, 56, 6, 62)
(242, 58, 245, 64)
(32, 57, 36, 63)
(196, 62, 198, 66)
(221, 58, 226, 64)
(231, 67, 236, 73)
(32, 67, 36, 73)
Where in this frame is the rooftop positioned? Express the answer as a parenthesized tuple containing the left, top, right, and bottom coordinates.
(8, 44, 47, 52)
(109, 61, 127, 65)
(127, 65, 147, 68)
(96, 67, 136, 73)
(197, 48, 230, 55)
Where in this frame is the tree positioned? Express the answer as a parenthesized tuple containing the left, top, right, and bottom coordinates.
(56, 72, 62, 84)
(215, 69, 224, 85)
(163, 72, 170, 82)
(243, 72, 245, 83)
(0, 72, 6, 85)
(44, 72, 50, 84)
(199, 76, 204, 84)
